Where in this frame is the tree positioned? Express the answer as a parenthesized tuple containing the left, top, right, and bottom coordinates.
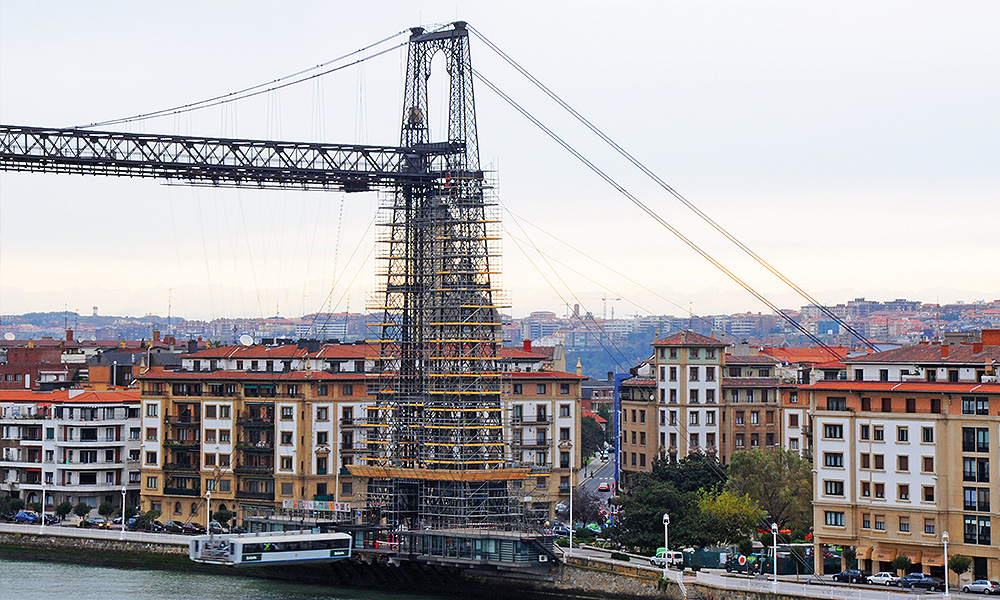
(725, 449, 812, 531)
(9, 498, 25, 512)
(580, 416, 604, 458)
(98, 501, 116, 518)
(654, 453, 726, 494)
(29, 501, 42, 513)
(55, 501, 73, 519)
(572, 486, 604, 526)
(891, 554, 912, 574)
(73, 501, 92, 519)
(596, 404, 613, 444)
(212, 508, 233, 524)
(842, 546, 857, 569)
(696, 490, 764, 545)
(949, 554, 972, 579)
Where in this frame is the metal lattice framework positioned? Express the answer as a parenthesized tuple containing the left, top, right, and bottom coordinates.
(357, 23, 523, 529)
(0, 21, 525, 530)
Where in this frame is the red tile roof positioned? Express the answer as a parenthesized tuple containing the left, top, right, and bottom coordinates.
(0, 389, 139, 403)
(759, 347, 850, 364)
(652, 331, 726, 347)
(722, 377, 783, 388)
(139, 370, 367, 382)
(844, 344, 1000, 364)
(725, 355, 782, 365)
(802, 381, 1000, 394)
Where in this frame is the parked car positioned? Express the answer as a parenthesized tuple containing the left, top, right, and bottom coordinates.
(13, 510, 39, 524)
(127, 518, 164, 532)
(182, 522, 206, 535)
(898, 573, 936, 588)
(208, 521, 229, 534)
(230, 525, 248, 534)
(80, 517, 111, 528)
(911, 577, 945, 592)
(41, 514, 59, 525)
(963, 580, 1000, 594)
(833, 569, 868, 583)
(867, 572, 900, 586)
(650, 549, 684, 568)
(551, 524, 570, 537)
(162, 520, 186, 534)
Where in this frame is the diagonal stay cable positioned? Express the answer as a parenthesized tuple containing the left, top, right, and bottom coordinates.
(473, 67, 844, 361)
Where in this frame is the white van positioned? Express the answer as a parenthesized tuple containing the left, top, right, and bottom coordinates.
(650, 549, 684, 568)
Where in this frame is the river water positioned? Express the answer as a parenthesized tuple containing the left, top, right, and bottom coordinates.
(0, 557, 446, 600)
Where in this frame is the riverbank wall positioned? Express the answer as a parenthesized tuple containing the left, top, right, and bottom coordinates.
(0, 532, 680, 600)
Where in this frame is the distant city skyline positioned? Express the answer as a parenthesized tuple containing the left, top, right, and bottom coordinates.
(1, 3, 997, 321)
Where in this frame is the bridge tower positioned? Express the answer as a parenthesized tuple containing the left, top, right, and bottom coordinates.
(353, 22, 525, 528)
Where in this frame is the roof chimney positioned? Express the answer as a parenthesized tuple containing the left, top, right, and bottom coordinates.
(973, 342, 984, 354)
(153, 330, 160, 343)
(65, 329, 74, 341)
(523, 339, 532, 353)
(941, 344, 949, 358)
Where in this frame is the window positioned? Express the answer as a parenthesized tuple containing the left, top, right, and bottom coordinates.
(146, 476, 157, 489)
(689, 367, 699, 381)
(129, 427, 140, 440)
(535, 451, 547, 466)
(317, 384, 329, 397)
(906, 398, 916, 413)
(689, 411, 699, 425)
(861, 453, 870, 469)
(735, 434, 744, 447)
(964, 457, 990, 482)
(964, 488, 991, 512)
(922, 427, 934, 443)
(874, 515, 886, 531)
(923, 485, 935, 502)
(824, 452, 844, 468)
(962, 396, 989, 416)
(899, 516, 910, 532)
(316, 407, 329, 421)
(706, 432, 715, 447)
(925, 519, 936, 534)
(790, 438, 799, 451)
(317, 431, 328, 445)
(750, 411, 759, 424)
(669, 349, 677, 359)
(898, 455, 909, 471)
(923, 456, 934, 472)
(341, 384, 354, 396)
(873, 426, 884, 441)
(205, 405, 217, 419)
(789, 413, 799, 427)
(689, 348, 699, 359)
(874, 482, 886, 498)
(881, 398, 892, 413)
(735, 411, 744, 425)
(669, 389, 677, 403)
(705, 389, 715, 403)
(825, 480, 844, 496)
(897, 426, 909, 442)
(316, 457, 327, 474)
(706, 367, 715, 381)
(855, 369, 864, 381)
(706, 411, 715, 425)
(669, 367, 677, 381)
(689, 433, 699, 449)
(879, 369, 889, 381)
(536, 384, 547, 395)
(823, 424, 843, 439)
(639, 410, 646, 423)
(874, 454, 884, 470)
(706, 348, 715, 359)
(560, 451, 570, 469)
(560, 383, 570, 395)
(560, 427, 570, 441)
(931, 398, 941, 413)
(689, 389, 699, 403)
(205, 429, 216, 443)
(219, 406, 231, 419)
(860, 424, 871, 440)
(862, 513, 871, 529)
(513, 383, 523, 395)
(965, 516, 992, 545)
(145, 451, 157, 465)
(145, 403, 158, 417)
(204, 453, 216, 467)
(826, 397, 847, 411)
(281, 406, 293, 420)
(825, 511, 845, 527)
(861, 481, 870, 497)
(219, 454, 230, 467)
(219, 429, 230, 443)
(669, 410, 677, 425)
(145, 427, 157, 441)
(861, 397, 871, 411)
(219, 479, 231, 493)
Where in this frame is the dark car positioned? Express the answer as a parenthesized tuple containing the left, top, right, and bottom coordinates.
(80, 517, 111, 528)
(162, 520, 186, 534)
(182, 522, 206, 535)
(551, 524, 570, 537)
(208, 521, 228, 534)
(898, 573, 935, 588)
(912, 577, 946, 592)
(231, 525, 248, 534)
(833, 569, 867, 583)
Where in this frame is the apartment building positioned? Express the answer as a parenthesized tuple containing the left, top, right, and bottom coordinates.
(619, 377, 657, 477)
(137, 341, 583, 525)
(719, 354, 785, 464)
(652, 331, 726, 461)
(808, 380, 1000, 584)
(0, 389, 141, 511)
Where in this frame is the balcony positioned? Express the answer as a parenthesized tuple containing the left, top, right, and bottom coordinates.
(163, 440, 200, 450)
(511, 439, 548, 449)
(511, 415, 551, 425)
(235, 490, 274, 501)
(236, 441, 274, 453)
(163, 462, 199, 472)
(163, 487, 201, 497)
(143, 389, 168, 396)
(235, 416, 275, 429)
(233, 464, 274, 475)
(165, 415, 201, 426)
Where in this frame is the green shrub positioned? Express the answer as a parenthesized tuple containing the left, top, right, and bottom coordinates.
(691, 563, 702, 572)
(610, 551, 630, 562)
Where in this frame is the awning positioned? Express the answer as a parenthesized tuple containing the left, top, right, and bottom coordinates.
(856, 546, 873, 560)
(924, 553, 945, 567)
(873, 548, 897, 561)
(902, 550, 923, 564)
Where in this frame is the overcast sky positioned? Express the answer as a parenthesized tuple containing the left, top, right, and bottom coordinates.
(0, 2, 997, 322)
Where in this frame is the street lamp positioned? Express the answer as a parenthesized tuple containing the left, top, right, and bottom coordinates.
(771, 522, 779, 593)
(206, 489, 212, 534)
(662, 513, 670, 580)
(120, 484, 127, 540)
(942, 531, 950, 599)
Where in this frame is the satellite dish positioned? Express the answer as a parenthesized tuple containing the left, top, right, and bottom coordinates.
(239, 334, 254, 346)
(90, 334, 97, 341)
(3, 332, 14, 341)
